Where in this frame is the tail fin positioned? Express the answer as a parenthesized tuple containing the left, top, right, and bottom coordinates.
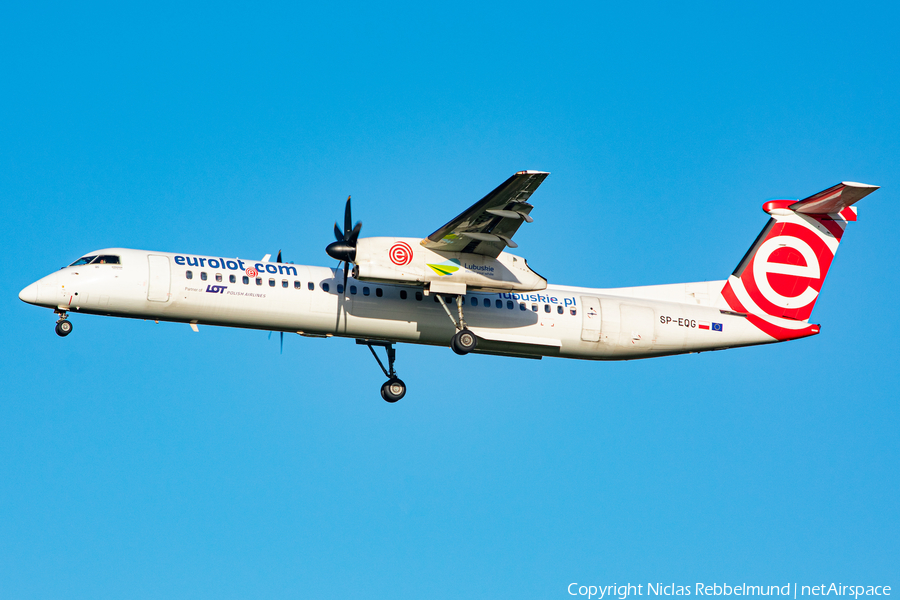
(721, 182, 879, 340)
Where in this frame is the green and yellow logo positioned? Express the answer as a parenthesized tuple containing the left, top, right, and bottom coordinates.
(426, 258, 461, 277)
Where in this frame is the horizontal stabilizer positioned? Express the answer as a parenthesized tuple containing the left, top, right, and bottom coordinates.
(790, 182, 879, 215)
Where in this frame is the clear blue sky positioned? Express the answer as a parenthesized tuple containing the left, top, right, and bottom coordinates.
(2, 1, 897, 598)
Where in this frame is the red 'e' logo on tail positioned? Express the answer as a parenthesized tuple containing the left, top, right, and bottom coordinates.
(741, 222, 834, 321)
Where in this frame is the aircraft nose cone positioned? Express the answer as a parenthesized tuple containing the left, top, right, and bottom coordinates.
(19, 282, 38, 305)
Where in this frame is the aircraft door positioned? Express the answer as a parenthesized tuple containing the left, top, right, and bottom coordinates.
(147, 255, 171, 302)
(619, 304, 654, 348)
(580, 296, 602, 342)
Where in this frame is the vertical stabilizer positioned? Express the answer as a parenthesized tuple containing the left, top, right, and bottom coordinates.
(721, 182, 878, 341)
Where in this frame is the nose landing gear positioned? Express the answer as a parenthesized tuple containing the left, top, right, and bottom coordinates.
(357, 339, 406, 403)
(54, 310, 72, 337)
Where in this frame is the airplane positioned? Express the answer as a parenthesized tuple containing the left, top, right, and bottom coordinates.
(18, 171, 878, 402)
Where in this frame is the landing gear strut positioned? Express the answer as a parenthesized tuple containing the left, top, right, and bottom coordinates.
(54, 310, 72, 337)
(357, 339, 406, 403)
(435, 294, 478, 355)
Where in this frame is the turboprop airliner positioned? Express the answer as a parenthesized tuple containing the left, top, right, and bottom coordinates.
(19, 172, 878, 402)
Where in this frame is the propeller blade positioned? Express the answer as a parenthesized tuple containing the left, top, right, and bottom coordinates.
(344, 196, 352, 236)
(347, 221, 362, 246)
(276, 249, 282, 263)
(268, 331, 272, 340)
(280, 331, 283, 354)
(326, 196, 362, 268)
(343, 261, 349, 292)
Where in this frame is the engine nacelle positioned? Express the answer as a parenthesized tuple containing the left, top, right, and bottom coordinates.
(351, 237, 547, 293)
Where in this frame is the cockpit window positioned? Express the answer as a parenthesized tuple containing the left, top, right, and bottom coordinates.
(69, 255, 121, 266)
(69, 256, 97, 266)
(92, 255, 120, 264)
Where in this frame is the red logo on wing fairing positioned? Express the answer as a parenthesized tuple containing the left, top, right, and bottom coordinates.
(389, 242, 413, 266)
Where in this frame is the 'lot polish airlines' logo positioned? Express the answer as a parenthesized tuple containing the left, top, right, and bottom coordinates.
(389, 242, 413, 266)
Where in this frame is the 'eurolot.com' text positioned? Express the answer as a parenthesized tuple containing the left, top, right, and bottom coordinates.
(567, 583, 891, 600)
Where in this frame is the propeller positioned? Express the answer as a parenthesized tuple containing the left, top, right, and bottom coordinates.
(268, 330, 283, 354)
(325, 195, 361, 292)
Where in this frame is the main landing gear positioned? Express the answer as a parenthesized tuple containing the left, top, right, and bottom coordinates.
(434, 294, 478, 355)
(357, 339, 406, 403)
(54, 310, 73, 337)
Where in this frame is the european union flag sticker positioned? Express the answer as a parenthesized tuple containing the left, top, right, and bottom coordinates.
(712, 322, 723, 332)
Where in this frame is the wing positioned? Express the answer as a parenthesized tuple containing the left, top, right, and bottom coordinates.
(421, 170, 549, 258)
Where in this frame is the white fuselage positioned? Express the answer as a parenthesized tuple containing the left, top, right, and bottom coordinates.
(20, 248, 779, 360)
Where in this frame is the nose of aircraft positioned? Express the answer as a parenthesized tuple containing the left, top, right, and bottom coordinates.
(19, 282, 39, 305)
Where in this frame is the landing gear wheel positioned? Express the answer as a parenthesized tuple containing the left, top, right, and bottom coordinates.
(381, 378, 406, 403)
(55, 320, 73, 337)
(451, 329, 477, 355)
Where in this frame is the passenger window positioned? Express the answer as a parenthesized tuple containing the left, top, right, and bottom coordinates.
(557, 305, 564, 314)
(243, 276, 249, 284)
(294, 281, 301, 289)
(483, 298, 490, 307)
(269, 279, 275, 287)
(322, 283, 329, 292)
(282, 280, 289, 288)
(256, 277, 262, 286)
(186, 270, 193, 280)
(399, 290, 406, 299)
(351, 285, 357, 295)
(532, 304, 538, 312)
(363, 287, 370, 296)
(216, 273, 223, 282)
(308, 282, 314, 291)
(415, 291, 423, 301)
(376, 288, 383, 297)
(337, 284, 343, 294)
(570, 309, 577, 316)
(201, 272, 208, 281)
(229, 274, 236, 283)
(470, 297, 477, 306)
(507, 300, 514, 309)
(544, 304, 551, 313)
(520, 303, 526, 311)
(495, 299, 502, 308)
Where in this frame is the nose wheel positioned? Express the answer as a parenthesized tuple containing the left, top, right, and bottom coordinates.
(357, 339, 406, 402)
(54, 311, 72, 337)
(55, 320, 73, 337)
